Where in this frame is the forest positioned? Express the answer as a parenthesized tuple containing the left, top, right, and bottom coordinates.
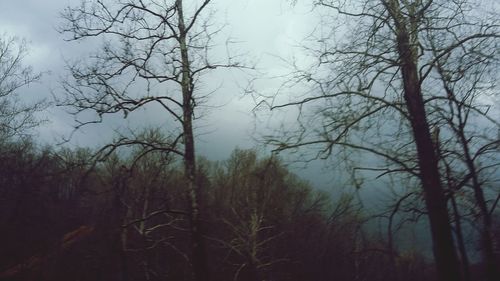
(0, 0, 499, 281)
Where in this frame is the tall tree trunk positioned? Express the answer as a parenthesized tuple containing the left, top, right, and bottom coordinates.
(397, 32, 461, 281)
(177, 1, 210, 280)
(437, 126, 471, 281)
(436, 57, 499, 281)
(441, 126, 497, 281)
(456, 124, 498, 281)
(383, 1, 461, 280)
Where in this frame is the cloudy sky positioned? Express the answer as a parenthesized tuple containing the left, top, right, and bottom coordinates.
(0, 0, 453, 203)
(2, 1, 456, 256)
(0, 0, 348, 189)
(4, 1, 499, 260)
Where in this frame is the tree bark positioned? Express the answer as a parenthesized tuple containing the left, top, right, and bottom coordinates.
(398, 34, 461, 281)
(177, 1, 210, 280)
(383, 1, 461, 280)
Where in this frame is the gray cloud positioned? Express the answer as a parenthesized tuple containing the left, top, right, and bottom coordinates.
(0, 0, 334, 186)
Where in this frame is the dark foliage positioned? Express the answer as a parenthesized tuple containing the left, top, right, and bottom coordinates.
(0, 141, 440, 281)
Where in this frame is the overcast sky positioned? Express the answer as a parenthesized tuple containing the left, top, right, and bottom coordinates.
(0, 0, 348, 189)
(3, 1, 499, 261)
(0, 1, 304, 141)
(0, 0, 433, 205)
(2, 1, 456, 257)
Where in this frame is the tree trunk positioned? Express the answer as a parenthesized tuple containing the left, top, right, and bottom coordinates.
(384, 1, 461, 280)
(436, 56, 498, 281)
(456, 127, 498, 281)
(177, 1, 210, 280)
(437, 125, 471, 281)
(397, 33, 461, 281)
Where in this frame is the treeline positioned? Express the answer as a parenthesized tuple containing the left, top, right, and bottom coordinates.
(0, 136, 434, 281)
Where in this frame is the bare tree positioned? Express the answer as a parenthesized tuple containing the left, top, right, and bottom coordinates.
(59, 1, 246, 280)
(429, 32, 500, 280)
(262, 1, 499, 280)
(0, 35, 43, 140)
(216, 151, 287, 281)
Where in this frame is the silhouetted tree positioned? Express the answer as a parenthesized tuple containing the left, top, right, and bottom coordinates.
(59, 1, 248, 280)
(263, 1, 499, 280)
(0, 35, 43, 141)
